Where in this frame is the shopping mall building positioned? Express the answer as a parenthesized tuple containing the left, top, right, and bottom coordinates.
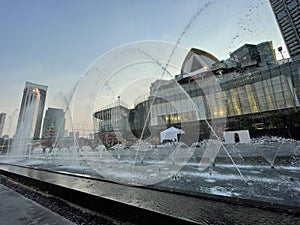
(94, 41, 300, 146)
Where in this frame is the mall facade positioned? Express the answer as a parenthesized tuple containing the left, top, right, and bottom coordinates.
(93, 41, 300, 146)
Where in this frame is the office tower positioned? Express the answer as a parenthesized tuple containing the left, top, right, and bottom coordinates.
(42, 107, 65, 138)
(0, 113, 6, 137)
(269, 0, 300, 58)
(16, 81, 47, 139)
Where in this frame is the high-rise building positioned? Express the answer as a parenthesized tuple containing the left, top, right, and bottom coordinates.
(16, 81, 47, 140)
(269, 0, 300, 58)
(0, 113, 6, 138)
(42, 107, 65, 138)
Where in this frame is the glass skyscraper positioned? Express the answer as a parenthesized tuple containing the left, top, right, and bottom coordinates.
(269, 0, 300, 58)
(16, 81, 47, 140)
(42, 107, 65, 138)
(0, 112, 6, 138)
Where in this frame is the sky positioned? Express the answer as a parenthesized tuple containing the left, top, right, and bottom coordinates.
(0, 0, 287, 136)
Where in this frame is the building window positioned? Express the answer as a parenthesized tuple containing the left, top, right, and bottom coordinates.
(277, 10, 287, 20)
(246, 85, 259, 113)
(230, 88, 242, 115)
(288, 0, 298, 11)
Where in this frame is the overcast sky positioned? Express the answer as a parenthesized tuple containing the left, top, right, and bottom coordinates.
(0, 0, 287, 135)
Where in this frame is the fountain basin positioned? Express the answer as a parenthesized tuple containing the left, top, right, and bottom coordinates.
(0, 163, 299, 225)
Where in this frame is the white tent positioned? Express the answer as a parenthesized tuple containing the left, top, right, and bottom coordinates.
(160, 127, 185, 143)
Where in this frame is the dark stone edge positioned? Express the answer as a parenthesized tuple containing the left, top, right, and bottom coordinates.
(0, 175, 115, 225)
(2, 162, 300, 216)
(0, 165, 201, 225)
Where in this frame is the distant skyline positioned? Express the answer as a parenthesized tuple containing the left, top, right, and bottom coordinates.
(0, 0, 287, 136)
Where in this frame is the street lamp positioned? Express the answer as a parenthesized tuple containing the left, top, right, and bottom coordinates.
(278, 46, 284, 60)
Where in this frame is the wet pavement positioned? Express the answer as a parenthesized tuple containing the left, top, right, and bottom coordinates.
(0, 183, 75, 225)
(1, 163, 300, 225)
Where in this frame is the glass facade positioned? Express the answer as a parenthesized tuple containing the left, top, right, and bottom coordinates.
(269, 0, 300, 58)
(16, 82, 47, 139)
(93, 105, 131, 146)
(94, 58, 300, 143)
(42, 108, 65, 138)
(147, 58, 300, 135)
(0, 113, 6, 138)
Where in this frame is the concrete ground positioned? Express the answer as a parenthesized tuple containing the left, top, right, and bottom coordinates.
(0, 184, 75, 225)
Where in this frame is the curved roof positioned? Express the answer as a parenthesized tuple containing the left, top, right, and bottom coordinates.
(181, 48, 219, 74)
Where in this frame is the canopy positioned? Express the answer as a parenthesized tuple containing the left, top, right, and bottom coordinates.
(160, 127, 185, 143)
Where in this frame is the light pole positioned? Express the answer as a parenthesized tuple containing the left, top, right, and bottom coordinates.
(278, 46, 284, 60)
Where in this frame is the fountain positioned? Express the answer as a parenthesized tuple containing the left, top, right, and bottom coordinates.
(0, 0, 255, 186)
(0, 0, 300, 209)
(9, 94, 39, 159)
(253, 136, 299, 169)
